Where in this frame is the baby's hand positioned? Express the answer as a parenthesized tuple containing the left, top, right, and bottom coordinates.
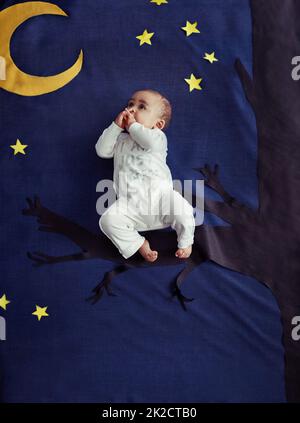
(124, 108, 136, 131)
(114, 110, 128, 130)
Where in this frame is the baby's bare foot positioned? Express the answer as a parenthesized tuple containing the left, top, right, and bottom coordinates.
(175, 245, 192, 259)
(138, 239, 158, 262)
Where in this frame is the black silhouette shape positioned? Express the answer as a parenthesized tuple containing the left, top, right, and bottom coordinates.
(23, 195, 201, 311)
(22, 0, 300, 402)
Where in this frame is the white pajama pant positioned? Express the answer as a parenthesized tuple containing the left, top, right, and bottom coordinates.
(99, 188, 195, 259)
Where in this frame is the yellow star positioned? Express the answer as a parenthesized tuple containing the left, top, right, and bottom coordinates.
(136, 29, 155, 46)
(204, 52, 218, 64)
(0, 294, 10, 311)
(184, 73, 202, 92)
(150, 0, 168, 5)
(32, 305, 49, 321)
(10, 139, 28, 155)
(181, 21, 200, 37)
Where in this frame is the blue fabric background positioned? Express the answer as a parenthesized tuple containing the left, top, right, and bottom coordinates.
(0, 0, 285, 402)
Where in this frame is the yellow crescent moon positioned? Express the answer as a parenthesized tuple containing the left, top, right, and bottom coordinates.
(0, 1, 83, 96)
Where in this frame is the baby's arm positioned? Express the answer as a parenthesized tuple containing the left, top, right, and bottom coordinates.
(95, 118, 124, 159)
(127, 121, 167, 152)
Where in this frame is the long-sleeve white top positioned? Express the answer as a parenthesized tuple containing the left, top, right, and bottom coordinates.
(95, 121, 173, 200)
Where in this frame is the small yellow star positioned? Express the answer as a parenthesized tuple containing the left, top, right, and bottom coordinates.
(32, 305, 49, 321)
(136, 29, 155, 46)
(10, 139, 28, 155)
(0, 294, 10, 311)
(184, 73, 203, 92)
(181, 21, 200, 37)
(150, 0, 168, 5)
(204, 52, 218, 64)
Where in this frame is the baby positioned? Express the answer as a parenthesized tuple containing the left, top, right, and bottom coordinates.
(95, 89, 195, 262)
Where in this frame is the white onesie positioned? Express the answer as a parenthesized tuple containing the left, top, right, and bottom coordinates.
(95, 121, 195, 259)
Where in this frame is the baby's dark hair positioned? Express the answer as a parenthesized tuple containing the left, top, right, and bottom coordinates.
(144, 89, 172, 130)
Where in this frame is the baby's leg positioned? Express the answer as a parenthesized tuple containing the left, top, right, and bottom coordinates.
(99, 199, 157, 261)
(162, 190, 195, 259)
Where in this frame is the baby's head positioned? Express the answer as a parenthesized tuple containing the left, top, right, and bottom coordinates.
(126, 89, 172, 131)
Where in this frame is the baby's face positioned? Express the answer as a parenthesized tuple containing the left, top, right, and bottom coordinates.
(126, 91, 165, 129)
